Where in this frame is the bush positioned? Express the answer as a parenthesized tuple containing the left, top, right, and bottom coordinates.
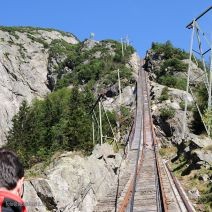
(175, 77, 187, 90)
(152, 41, 188, 60)
(160, 106, 175, 120)
(179, 100, 192, 111)
(158, 75, 187, 90)
(159, 86, 169, 102)
(158, 75, 176, 87)
(161, 58, 187, 73)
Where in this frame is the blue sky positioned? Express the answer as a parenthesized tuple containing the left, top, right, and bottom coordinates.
(0, 1, 211, 56)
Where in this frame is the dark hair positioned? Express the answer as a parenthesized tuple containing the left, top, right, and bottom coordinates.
(0, 148, 24, 190)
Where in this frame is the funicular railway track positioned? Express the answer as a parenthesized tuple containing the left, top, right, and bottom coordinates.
(118, 63, 165, 212)
(94, 63, 195, 212)
(129, 67, 164, 211)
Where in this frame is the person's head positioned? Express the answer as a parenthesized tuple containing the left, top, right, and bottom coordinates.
(0, 148, 24, 197)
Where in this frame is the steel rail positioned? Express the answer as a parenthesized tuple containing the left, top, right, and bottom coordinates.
(166, 163, 196, 212)
(144, 69, 195, 212)
(119, 62, 167, 212)
(143, 69, 168, 212)
(129, 67, 144, 212)
(118, 61, 197, 212)
(118, 68, 144, 212)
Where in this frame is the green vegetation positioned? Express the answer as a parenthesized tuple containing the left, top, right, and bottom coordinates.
(159, 146, 177, 158)
(17, 43, 27, 59)
(169, 153, 212, 211)
(51, 39, 135, 90)
(160, 106, 175, 120)
(6, 87, 96, 167)
(27, 34, 49, 48)
(179, 100, 193, 111)
(0, 27, 135, 169)
(5, 38, 135, 168)
(152, 41, 188, 60)
(199, 188, 212, 211)
(6, 86, 120, 168)
(151, 41, 188, 90)
(190, 84, 208, 134)
(159, 86, 169, 102)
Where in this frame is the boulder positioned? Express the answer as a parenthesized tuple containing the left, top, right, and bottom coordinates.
(188, 187, 200, 200)
(198, 174, 210, 182)
(192, 150, 212, 166)
(23, 181, 47, 212)
(24, 144, 127, 212)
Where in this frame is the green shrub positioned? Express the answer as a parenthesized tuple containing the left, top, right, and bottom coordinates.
(161, 58, 187, 73)
(179, 100, 192, 111)
(158, 75, 187, 90)
(175, 78, 187, 90)
(160, 106, 175, 120)
(0, 26, 78, 40)
(159, 86, 169, 101)
(158, 75, 176, 87)
(51, 39, 134, 90)
(151, 41, 188, 60)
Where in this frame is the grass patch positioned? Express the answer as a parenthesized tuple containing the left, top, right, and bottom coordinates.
(160, 106, 176, 120)
(170, 154, 212, 211)
(159, 146, 177, 158)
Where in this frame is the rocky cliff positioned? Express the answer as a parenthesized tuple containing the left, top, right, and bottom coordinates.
(23, 143, 128, 212)
(0, 27, 78, 145)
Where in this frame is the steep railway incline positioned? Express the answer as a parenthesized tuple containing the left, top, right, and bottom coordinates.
(93, 63, 195, 212)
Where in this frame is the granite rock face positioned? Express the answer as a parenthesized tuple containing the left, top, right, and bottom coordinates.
(145, 47, 212, 171)
(23, 143, 127, 212)
(0, 28, 78, 145)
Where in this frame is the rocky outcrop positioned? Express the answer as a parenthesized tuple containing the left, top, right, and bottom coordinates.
(23, 143, 127, 212)
(145, 47, 212, 169)
(0, 28, 78, 145)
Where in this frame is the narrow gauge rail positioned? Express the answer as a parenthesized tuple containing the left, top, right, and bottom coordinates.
(118, 63, 195, 212)
(94, 63, 195, 212)
(118, 64, 166, 212)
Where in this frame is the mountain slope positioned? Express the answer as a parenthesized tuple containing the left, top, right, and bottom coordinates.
(0, 27, 78, 145)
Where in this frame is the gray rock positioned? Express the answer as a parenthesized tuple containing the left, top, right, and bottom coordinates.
(30, 179, 58, 211)
(198, 174, 210, 182)
(23, 181, 47, 212)
(0, 29, 78, 145)
(188, 187, 200, 200)
(193, 150, 212, 165)
(24, 144, 127, 212)
(82, 39, 99, 50)
(189, 135, 212, 148)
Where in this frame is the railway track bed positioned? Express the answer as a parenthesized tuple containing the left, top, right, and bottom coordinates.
(93, 65, 195, 212)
